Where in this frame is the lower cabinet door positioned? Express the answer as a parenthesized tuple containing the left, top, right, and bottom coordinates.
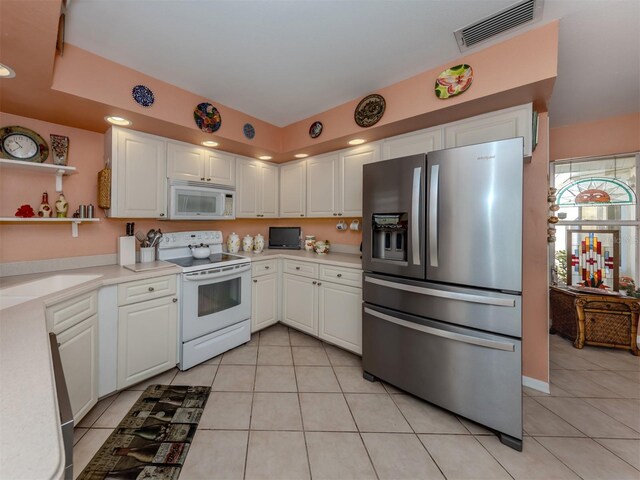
(58, 314, 98, 424)
(319, 282, 363, 354)
(282, 274, 318, 335)
(251, 274, 278, 332)
(118, 296, 177, 389)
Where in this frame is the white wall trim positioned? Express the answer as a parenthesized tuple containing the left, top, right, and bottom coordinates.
(522, 375, 550, 394)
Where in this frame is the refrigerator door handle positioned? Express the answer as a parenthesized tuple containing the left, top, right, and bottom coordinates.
(428, 164, 439, 267)
(365, 276, 516, 307)
(364, 307, 516, 352)
(411, 167, 422, 266)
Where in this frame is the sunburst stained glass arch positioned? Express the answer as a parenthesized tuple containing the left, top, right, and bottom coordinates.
(556, 177, 636, 207)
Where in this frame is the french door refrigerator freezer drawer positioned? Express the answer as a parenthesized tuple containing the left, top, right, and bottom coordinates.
(362, 304, 522, 448)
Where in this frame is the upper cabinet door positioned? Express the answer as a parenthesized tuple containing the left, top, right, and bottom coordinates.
(307, 153, 339, 217)
(382, 128, 443, 160)
(340, 143, 381, 217)
(205, 150, 236, 186)
(166, 142, 205, 181)
(111, 128, 167, 218)
(279, 160, 306, 217)
(236, 158, 260, 217)
(444, 103, 533, 157)
(259, 162, 279, 217)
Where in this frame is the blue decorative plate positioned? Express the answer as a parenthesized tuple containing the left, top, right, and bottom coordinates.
(132, 85, 154, 107)
(309, 121, 323, 139)
(194, 103, 222, 133)
(243, 123, 255, 140)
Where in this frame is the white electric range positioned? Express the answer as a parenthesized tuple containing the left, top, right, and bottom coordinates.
(158, 231, 251, 370)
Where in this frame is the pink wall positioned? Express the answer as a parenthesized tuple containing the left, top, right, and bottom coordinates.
(522, 112, 550, 383)
(0, 113, 360, 263)
(550, 112, 640, 161)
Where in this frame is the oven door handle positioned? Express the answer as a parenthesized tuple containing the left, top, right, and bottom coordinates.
(184, 263, 251, 281)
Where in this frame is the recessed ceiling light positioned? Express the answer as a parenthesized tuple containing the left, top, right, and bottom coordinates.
(348, 139, 366, 145)
(0, 63, 16, 78)
(294, 153, 308, 159)
(105, 116, 132, 126)
(202, 140, 219, 147)
(258, 155, 272, 160)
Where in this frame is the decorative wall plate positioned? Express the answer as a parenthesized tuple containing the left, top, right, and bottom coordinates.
(435, 64, 473, 99)
(243, 123, 255, 140)
(194, 103, 222, 133)
(354, 94, 385, 128)
(0, 125, 49, 163)
(131, 85, 155, 107)
(309, 121, 323, 139)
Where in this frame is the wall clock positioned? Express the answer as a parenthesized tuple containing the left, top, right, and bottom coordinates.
(0, 126, 49, 163)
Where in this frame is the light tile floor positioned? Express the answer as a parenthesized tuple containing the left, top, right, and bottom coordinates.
(73, 325, 640, 479)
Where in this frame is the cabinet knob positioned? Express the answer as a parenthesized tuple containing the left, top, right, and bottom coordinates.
(207, 178, 211, 182)
(337, 274, 342, 277)
(172, 298, 178, 303)
(300, 214, 304, 217)
(253, 279, 258, 283)
(148, 287, 155, 292)
(296, 266, 301, 270)
(317, 282, 322, 286)
(333, 213, 337, 216)
(57, 342, 61, 347)
(338, 213, 343, 216)
(312, 281, 317, 285)
(201, 177, 205, 181)
(159, 213, 165, 217)
(265, 266, 270, 269)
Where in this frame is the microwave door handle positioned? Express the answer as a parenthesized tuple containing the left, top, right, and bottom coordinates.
(428, 164, 439, 267)
(411, 167, 422, 266)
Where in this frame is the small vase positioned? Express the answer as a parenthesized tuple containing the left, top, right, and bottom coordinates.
(304, 235, 316, 252)
(227, 232, 240, 253)
(242, 235, 254, 252)
(50, 134, 69, 166)
(55, 193, 69, 218)
(38, 191, 52, 218)
(253, 234, 265, 253)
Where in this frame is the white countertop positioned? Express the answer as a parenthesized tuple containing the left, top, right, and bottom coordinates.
(0, 263, 180, 480)
(0, 251, 359, 479)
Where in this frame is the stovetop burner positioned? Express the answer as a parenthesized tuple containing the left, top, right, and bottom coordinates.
(164, 253, 246, 269)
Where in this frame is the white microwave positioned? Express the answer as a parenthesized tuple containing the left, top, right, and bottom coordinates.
(168, 180, 235, 220)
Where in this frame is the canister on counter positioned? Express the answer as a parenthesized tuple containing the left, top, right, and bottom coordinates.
(78, 204, 87, 218)
(87, 204, 95, 218)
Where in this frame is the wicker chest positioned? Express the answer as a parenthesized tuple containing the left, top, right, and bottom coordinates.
(549, 286, 640, 356)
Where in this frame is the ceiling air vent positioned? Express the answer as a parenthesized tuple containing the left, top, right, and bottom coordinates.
(454, 0, 544, 52)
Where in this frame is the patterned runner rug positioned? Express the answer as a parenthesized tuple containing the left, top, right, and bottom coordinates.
(78, 384, 211, 480)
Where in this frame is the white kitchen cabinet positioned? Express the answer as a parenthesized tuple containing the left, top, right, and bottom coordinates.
(117, 295, 178, 389)
(382, 127, 443, 160)
(57, 314, 99, 424)
(236, 158, 279, 218)
(339, 143, 381, 217)
(282, 274, 318, 335)
(105, 127, 167, 219)
(167, 141, 236, 186)
(279, 160, 307, 217)
(444, 103, 533, 157)
(252, 274, 279, 332)
(306, 153, 340, 217)
(319, 282, 362, 354)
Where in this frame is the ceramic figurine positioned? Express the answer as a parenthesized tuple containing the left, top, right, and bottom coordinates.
(314, 240, 330, 255)
(242, 235, 254, 252)
(227, 232, 240, 253)
(38, 191, 52, 218)
(304, 235, 316, 252)
(55, 193, 69, 218)
(253, 234, 265, 253)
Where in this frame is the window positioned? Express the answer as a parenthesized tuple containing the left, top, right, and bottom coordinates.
(550, 153, 639, 290)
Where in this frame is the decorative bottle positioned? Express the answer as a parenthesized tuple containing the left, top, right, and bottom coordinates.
(38, 191, 52, 218)
(55, 193, 68, 218)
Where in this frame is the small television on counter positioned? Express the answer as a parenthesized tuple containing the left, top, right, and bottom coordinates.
(268, 227, 301, 249)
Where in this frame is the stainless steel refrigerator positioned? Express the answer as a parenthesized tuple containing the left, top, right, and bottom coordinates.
(362, 137, 524, 450)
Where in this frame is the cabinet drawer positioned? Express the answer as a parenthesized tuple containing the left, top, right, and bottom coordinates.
(283, 259, 319, 279)
(252, 259, 278, 277)
(319, 265, 362, 288)
(47, 291, 98, 334)
(118, 275, 177, 306)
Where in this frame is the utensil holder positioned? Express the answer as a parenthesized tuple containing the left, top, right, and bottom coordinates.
(140, 247, 156, 263)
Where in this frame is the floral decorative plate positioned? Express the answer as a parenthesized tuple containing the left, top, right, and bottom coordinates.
(131, 85, 155, 107)
(354, 94, 385, 128)
(309, 121, 323, 139)
(243, 123, 255, 140)
(194, 103, 222, 133)
(435, 64, 473, 99)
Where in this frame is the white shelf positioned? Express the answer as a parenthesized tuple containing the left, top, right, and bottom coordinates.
(0, 158, 77, 192)
(0, 217, 99, 237)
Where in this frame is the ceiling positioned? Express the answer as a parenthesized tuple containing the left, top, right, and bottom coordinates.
(63, 0, 639, 129)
